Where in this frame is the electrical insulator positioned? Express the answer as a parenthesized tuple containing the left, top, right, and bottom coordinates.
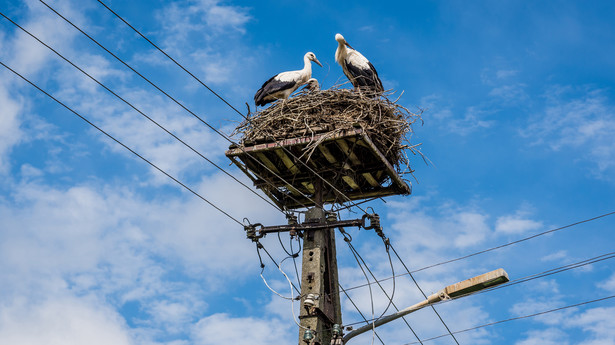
(304, 294, 316, 308)
(332, 324, 342, 337)
(303, 329, 315, 344)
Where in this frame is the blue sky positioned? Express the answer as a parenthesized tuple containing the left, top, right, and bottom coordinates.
(1, 0, 615, 344)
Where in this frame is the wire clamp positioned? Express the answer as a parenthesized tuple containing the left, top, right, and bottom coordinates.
(362, 213, 381, 230)
(244, 221, 264, 242)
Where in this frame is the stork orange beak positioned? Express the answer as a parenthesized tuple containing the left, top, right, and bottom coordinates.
(314, 58, 323, 67)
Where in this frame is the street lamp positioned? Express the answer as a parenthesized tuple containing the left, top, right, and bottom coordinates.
(342, 268, 509, 344)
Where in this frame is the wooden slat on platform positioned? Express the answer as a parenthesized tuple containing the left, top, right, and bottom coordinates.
(226, 128, 410, 209)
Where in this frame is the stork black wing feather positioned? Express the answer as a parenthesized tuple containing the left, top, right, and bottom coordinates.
(254, 74, 297, 106)
(345, 60, 383, 92)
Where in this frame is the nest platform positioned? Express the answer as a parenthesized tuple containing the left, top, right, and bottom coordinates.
(226, 88, 421, 210)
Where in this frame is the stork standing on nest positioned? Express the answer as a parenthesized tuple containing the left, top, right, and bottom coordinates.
(254, 52, 323, 107)
(335, 33, 383, 93)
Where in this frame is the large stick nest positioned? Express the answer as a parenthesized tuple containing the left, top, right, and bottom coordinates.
(233, 86, 423, 175)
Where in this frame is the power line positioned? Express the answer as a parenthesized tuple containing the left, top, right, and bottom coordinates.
(0, 8, 283, 213)
(475, 251, 615, 296)
(94, 0, 371, 214)
(34, 2, 310, 213)
(342, 250, 615, 328)
(0, 60, 243, 226)
(341, 210, 615, 293)
(338, 230, 425, 345)
(389, 243, 460, 345)
(32, 1, 319, 212)
(402, 294, 615, 345)
(411, 210, 615, 274)
(95, 0, 246, 120)
(339, 282, 387, 345)
(258, 241, 302, 295)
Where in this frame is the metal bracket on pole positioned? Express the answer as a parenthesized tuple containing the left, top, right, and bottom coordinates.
(244, 222, 264, 242)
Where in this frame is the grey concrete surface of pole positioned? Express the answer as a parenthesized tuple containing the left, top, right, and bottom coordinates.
(342, 268, 509, 344)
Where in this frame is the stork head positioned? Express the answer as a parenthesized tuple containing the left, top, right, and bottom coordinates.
(305, 52, 323, 67)
(335, 33, 353, 49)
(305, 78, 320, 91)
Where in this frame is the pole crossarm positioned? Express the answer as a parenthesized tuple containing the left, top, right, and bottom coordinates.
(244, 213, 381, 241)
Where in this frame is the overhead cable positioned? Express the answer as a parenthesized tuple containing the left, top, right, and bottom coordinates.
(0, 60, 243, 226)
(94, 0, 371, 214)
(341, 210, 615, 293)
(402, 294, 615, 345)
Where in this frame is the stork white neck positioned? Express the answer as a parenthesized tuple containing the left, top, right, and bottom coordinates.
(335, 41, 347, 65)
(302, 53, 313, 80)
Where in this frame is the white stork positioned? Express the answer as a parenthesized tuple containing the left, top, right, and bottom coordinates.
(334, 33, 383, 92)
(303, 78, 320, 91)
(254, 52, 322, 106)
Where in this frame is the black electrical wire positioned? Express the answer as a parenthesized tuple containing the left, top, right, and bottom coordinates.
(345, 238, 377, 345)
(0, 9, 288, 215)
(48, 0, 319, 212)
(289, 235, 302, 289)
(32, 2, 314, 212)
(339, 230, 424, 345)
(389, 243, 460, 345)
(343, 250, 615, 328)
(378, 244, 396, 320)
(94, 0, 370, 214)
(472, 251, 615, 297)
(0, 60, 243, 226)
(411, 210, 615, 274)
(276, 232, 302, 289)
(341, 210, 615, 293)
(401, 294, 615, 345)
(339, 282, 387, 345)
(259, 241, 301, 295)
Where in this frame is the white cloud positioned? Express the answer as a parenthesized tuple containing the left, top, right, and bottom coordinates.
(0, 295, 133, 345)
(495, 214, 542, 235)
(598, 273, 615, 293)
(541, 250, 568, 262)
(0, 80, 24, 174)
(488, 83, 528, 103)
(524, 86, 615, 181)
(494, 204, 543, 235)
(202, 1, 251, 33)
(153, 0, 254, 86)
(191, 313, 293, 345)
(420, 95, 493, 135)
(509, 306, 615, 345)
(515, 328, 569, 345)
(567, 307, 615, 345)
(0, 170, 281, 338)
(388, 199, 491, 254)
(496, 69, 518, 79)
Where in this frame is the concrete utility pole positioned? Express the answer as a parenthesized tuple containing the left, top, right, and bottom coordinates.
(298, 181, 342, 345)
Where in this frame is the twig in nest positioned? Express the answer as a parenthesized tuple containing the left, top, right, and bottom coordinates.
(233, 84, 423, 174)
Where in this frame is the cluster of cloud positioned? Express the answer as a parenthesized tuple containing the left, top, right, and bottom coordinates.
(0, 1, 291, 344)
(525, 86, 615, 181)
